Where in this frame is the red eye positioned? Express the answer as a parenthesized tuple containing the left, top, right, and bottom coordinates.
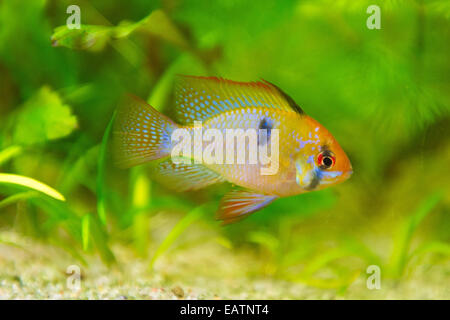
(317, 152, 335, 169)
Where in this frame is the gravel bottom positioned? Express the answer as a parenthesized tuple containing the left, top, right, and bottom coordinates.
(0, 231, 449, 300)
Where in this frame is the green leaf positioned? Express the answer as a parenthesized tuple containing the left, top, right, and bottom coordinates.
(130, 166, 152, 257)
(389, 191, 444, 277)
(413, 241, 450, 258)
(13, 86, 78, 145)
(81, 214, 90, 251)
(149, 205, 206, 270)
(0, 191, 38, 210)
(247, 231, 280, 254)
(0, 145, 23, 166)
(51, 25, 113, 51)
(0, 173, 66, 201)
(89, 215, 116, 265)
(97, 111, 116, 225)
(51, 9, 190, 52)
(284, 246, 362, 289)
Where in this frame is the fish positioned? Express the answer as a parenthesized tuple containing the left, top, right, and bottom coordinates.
(113, 75, 352, 224)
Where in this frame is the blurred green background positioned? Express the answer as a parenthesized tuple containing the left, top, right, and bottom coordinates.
(0, 0, 449, 299)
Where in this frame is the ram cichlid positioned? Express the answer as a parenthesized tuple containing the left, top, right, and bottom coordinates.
(113, 75, 352, 224)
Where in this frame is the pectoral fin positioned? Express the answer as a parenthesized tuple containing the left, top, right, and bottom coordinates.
(217, 189, 277, 225)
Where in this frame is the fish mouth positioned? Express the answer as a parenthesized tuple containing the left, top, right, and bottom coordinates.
(343, 169, 353, 180)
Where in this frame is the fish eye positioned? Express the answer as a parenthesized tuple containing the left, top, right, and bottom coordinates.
(317, 151, 335, 169)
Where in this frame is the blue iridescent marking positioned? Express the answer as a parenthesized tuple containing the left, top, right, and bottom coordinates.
(320, 170, 343, 179)
(314, 168, 323, 180)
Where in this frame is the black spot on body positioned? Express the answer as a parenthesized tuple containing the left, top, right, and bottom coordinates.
(259, 117, 272, 131)
(258, 117, 272, 146)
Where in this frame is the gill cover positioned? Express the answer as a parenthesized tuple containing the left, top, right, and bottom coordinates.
(295, 155, 320, 190)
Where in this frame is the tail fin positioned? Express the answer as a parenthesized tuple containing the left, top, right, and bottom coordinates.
(113, 94, 177, 168)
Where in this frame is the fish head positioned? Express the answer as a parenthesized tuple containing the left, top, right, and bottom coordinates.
(294, 116, 352, 191)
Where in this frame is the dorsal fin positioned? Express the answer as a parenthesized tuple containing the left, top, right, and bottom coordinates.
(174, 75, 304, 125)
(260, 79, 305, 115)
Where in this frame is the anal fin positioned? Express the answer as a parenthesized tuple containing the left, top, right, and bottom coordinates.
(217, 189, 277, 225)
(150, 159, 225, 192)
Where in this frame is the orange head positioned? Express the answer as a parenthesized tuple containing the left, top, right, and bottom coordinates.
(294, 116, 352, 191)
